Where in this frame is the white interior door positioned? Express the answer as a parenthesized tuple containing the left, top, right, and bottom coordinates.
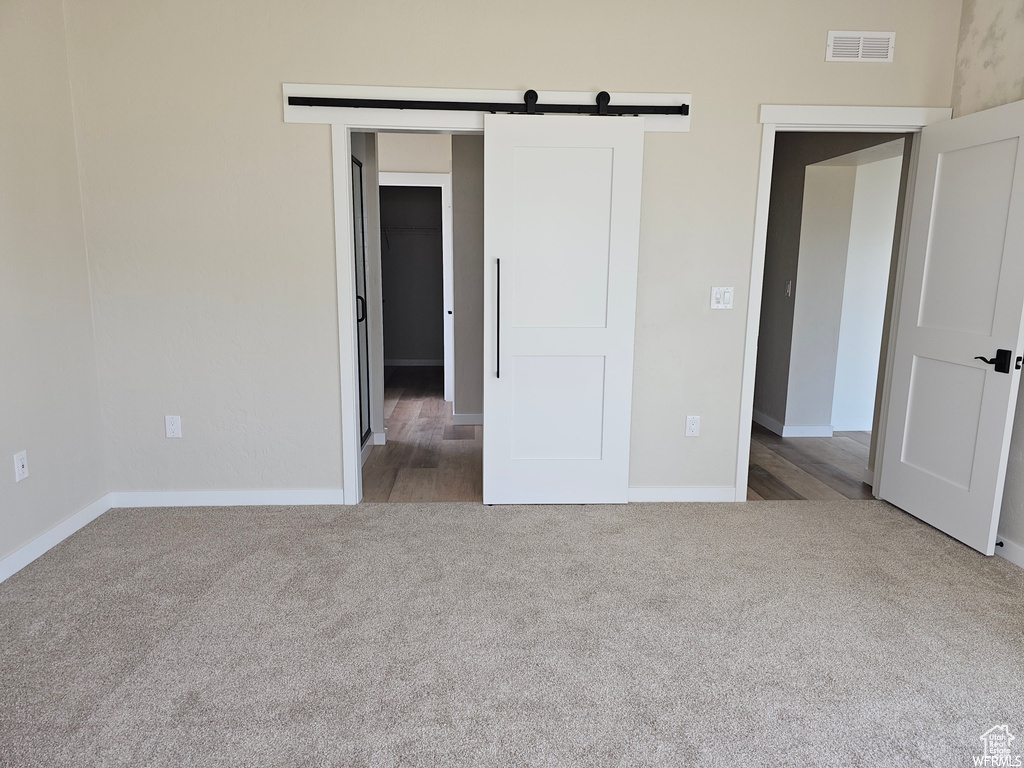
(879, 98, 1024, 555)
(482, 114, 644, 504)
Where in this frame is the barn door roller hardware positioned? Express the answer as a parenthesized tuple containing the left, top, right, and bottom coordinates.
(287, 89, 690, 117)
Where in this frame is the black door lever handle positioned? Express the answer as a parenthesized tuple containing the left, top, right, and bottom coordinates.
(975, 349, 1013, 374)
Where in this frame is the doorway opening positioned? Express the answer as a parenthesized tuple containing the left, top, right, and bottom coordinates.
(352, 131, 485, 502)
(379, 184, 445, 373)
(747, 131, 912, 501)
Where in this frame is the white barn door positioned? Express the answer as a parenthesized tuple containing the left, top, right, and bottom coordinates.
(482, 115, 644, 504)
(879, 99, 1024, 554)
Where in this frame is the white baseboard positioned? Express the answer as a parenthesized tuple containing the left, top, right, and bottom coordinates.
(628, 486, 737, 502)
(0, 493, 114, 583)
(996, 536, 1024, 569)
(360, 440, 373, 466)
(384, 359, 443, 367)
(452, 413, 483, 426)
(863, 467, 875, 487)
(108, 489, 348, 508)
(752, 410, 833, 438)
(372, 431, 386, 446)
(752, 410, 785, 436)
(782, 425, 833, 438)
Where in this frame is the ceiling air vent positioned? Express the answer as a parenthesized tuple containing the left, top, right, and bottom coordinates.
(826, 31, 895, 62)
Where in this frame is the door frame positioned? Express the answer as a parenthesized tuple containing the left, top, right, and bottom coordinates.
(735, 105, 952, 501)
(283, 83, 690, 504)
(378, 171, 455, 402)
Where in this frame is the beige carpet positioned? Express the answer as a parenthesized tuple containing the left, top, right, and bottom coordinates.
(1, 500, 1022, 766)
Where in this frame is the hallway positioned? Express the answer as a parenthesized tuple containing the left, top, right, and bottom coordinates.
(361, 367, 483, 502)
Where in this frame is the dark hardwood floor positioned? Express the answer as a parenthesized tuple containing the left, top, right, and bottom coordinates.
(747, 422, 875, 500)
(361, 367, 482, 502)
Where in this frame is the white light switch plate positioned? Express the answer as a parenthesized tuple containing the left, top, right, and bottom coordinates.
(14, 451, 28, 482)
(710, 287, 734, 309)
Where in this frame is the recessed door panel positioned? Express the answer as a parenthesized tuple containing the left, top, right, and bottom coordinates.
(511, 356, 605, 460)
(918, 138, 1018, 336)
(901, 356, 985, 490)
(512, 147, 614, 329)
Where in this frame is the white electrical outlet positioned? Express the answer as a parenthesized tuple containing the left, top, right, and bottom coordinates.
(685, 416, 700, 437)
(710, 287, 734, 309)
(14, 451, 28, 482)
(165, 415, 182, 439)
(785, 280, 793, 298)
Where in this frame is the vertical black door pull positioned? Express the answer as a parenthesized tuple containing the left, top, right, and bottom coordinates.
(356, 295, 366, 323)
(496, 259, 501, 379)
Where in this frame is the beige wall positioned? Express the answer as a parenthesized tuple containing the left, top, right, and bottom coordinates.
(451, 136, 485, 420)
(65, 3, 345, 493)
(952, 0, 1024, 117)
(57, 0, 961, 496)
(378, 134, 452, 174)
(0, 0, 107, 559)
(950, 0, 1024, 547)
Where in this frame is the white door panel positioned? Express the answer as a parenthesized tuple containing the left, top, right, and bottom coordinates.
(879, 99, 1024, 554)
(511, 148, 614, 329)
(510, 356, 606, 460)
(901, 356, 985, 489)
(483, 114, 644, 504)
(916, 138, 1018, 335)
